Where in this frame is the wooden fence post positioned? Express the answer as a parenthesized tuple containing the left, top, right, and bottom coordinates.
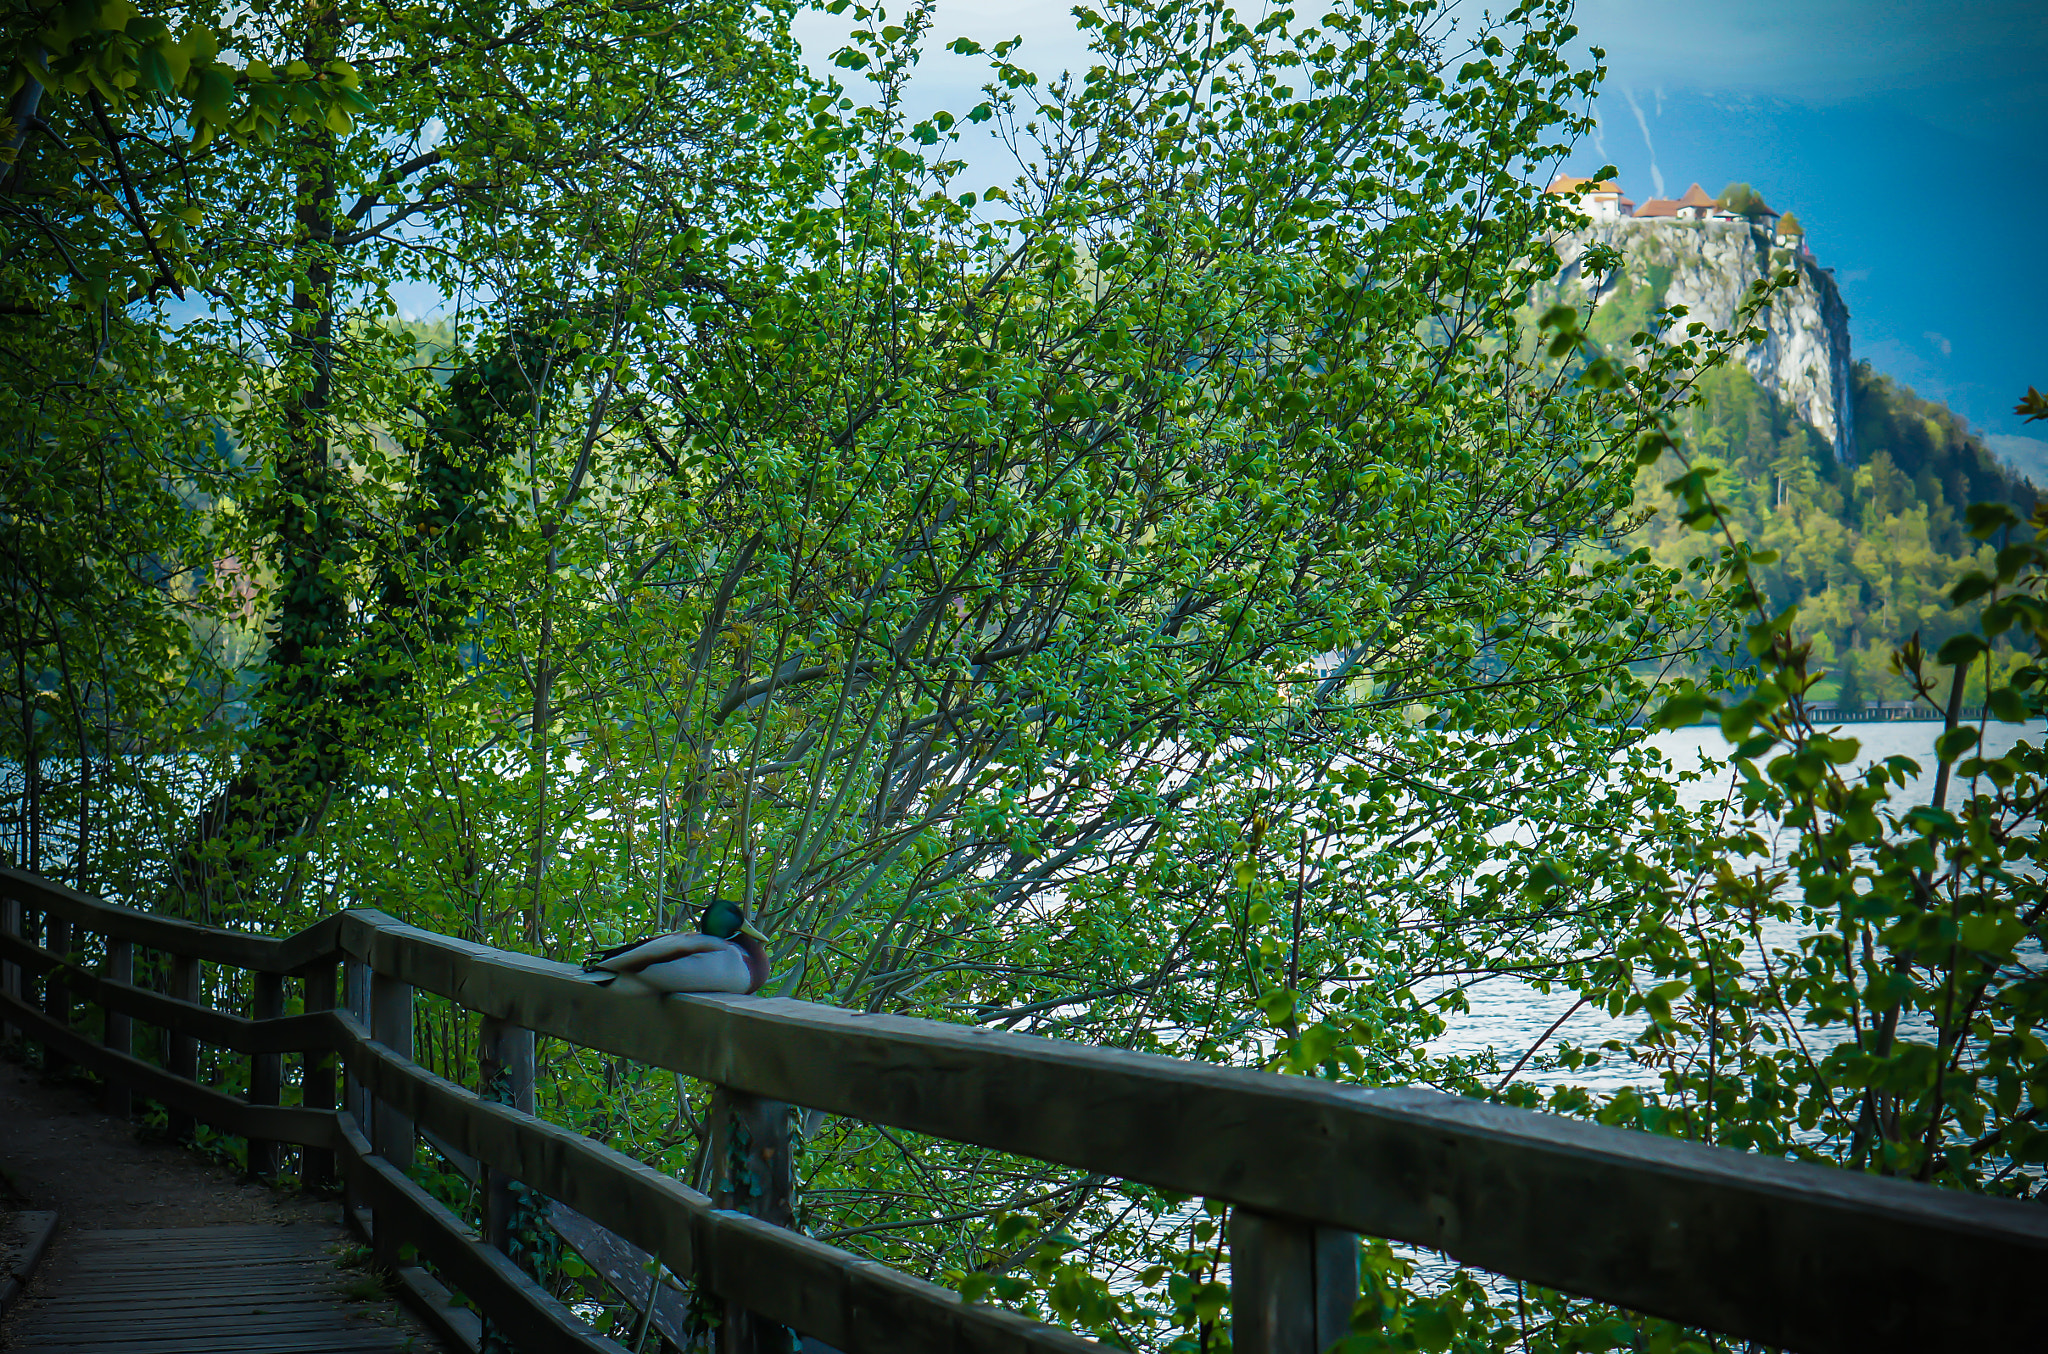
(1229, 1209, 1359, 1354)
(102, 936, 132, 1120)
(166, 954, 200, 1142)
(476, 1018, 539, 1354)
(343, 957, 370, 1124)
(302, 962, 338, 1189)
(478, 1017, 536, 1255)
(342, 957, 371, 1218)
(43, 912, 70, 1078)
(2, 891, 20, 1046)
(369, 967, 416, 1274)
(248, 970, 284, 1178)
(708, 1085, 794, 1354)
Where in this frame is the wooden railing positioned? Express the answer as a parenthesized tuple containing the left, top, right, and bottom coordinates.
(1, 863, 2041, 1354)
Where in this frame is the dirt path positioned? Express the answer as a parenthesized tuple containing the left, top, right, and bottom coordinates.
(0, 1051, 438, 1348)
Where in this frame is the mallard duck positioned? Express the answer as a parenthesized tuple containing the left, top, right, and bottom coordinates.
(582, 897, 771, 995)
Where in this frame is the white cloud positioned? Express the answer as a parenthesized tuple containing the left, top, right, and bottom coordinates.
(1924, 331, 1953, 357)
(1572, 0, 2048, 138)
(1621, 87, 1665, 197)
(1987, 434, 2048, 490)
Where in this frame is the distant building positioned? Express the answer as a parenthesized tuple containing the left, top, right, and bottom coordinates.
(1545, 173, 1635, 221)
(1677, 183, 1718, 220)
(1552, 171, 1809, 248)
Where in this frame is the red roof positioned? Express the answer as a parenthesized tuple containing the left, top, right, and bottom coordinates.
(1679, 182, 1716, 207)
(1546, 173, 1622, 196)
(1633, 199, 1681, 218)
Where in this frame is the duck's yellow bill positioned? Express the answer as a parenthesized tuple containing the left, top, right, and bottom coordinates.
(740, 921, 768, 942)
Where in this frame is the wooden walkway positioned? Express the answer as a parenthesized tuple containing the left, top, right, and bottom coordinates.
(6, 865, 2045, 1354)
(4, 1223, 417, 1353)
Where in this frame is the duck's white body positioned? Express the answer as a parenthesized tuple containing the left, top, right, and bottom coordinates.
(587, 931, 767, 994)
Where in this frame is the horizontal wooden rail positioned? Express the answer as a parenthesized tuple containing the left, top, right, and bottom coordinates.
(6, 863, 2045, 1354)
(0, 931, 337, 1054)
(341, 1014, 1096, 1354)
(12, 868, 340, 973)
(335, 1115, 618, 1354)
(415, 1123, 699, 1350)
(336, 901, 2048, 1352)
(0, 987, 337, 1148)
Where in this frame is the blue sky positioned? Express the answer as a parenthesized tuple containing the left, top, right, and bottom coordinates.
(1572, 0, 2048, 468)
(793, 0, 2048, 472)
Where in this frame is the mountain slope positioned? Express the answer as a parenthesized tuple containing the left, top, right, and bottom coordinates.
(1632, 362, 2036, 701)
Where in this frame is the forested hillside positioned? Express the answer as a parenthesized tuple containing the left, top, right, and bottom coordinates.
(1634, 361, 2038, 700)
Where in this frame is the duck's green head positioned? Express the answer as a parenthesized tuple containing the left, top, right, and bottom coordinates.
(700, 896, 767, 942)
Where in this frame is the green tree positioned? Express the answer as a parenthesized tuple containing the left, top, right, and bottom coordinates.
(3, 0, 802, 916)
(4, 1, 1841, 1347)
(1714, 180, 1769, 219)
(283, 2, 1744, 1341)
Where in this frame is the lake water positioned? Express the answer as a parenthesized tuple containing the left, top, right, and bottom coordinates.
(1426, 720, 2040, 1093)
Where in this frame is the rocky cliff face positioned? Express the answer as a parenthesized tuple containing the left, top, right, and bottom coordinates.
(1549, 220, 1856, 463)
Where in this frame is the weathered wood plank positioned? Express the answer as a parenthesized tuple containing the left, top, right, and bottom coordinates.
(55, 1254, 336, 1272)
(73, 1225, 331, 1240)
(42, 911, 70, 1078)
(0, 932, 336, 1055)
(100, 937, 133, 1120)
(21, 1310, 386, 1333)
(547, 1201, 695, 1352)
(709, 1086, 795, 1354)
(22, 1293, 348, 1313)
(478, 1016, 534, 1258)
(333, 1115, 618, 1354)
(7, 1334, 402, 1353)
(166, 952, 200, 1143)
(335, 915, 2048, 1354)
(23, 1256, 337, 1275)
(0, 866, 342, 974)
(1, 889, 22, 1043)
(368, 971, 416, 1173)
(249, 969, 286, 1177)
(56, 1252, 335, 1271)
(0, 990, 336, 1148)
(7, 1224, 407, 1354)
(1229, 1210, 1357, 1354)
(340, 1018, 1103, 1354)
(392, 1261, 487, 1354)
(32, 1277, 335, 1292)
(303, 962, 339, 1188)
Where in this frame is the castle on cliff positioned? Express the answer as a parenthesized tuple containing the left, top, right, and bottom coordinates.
(1545, 174, 1809, 255)
(1540, 173, 1852, 463)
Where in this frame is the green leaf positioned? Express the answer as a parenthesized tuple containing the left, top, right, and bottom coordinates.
(1948, 571, 1994, 607)
(1965, 501, 2022, 538)
(1987, 685, 2029, 721)
(1650, 688, 1711, 731)
(1934, 726, 1979, 762)
(138, 45, 174, 96)
(1934, 634, 1989, 667)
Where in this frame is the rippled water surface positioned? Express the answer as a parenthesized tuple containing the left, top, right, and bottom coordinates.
(1425, 721, 2038, 1091)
